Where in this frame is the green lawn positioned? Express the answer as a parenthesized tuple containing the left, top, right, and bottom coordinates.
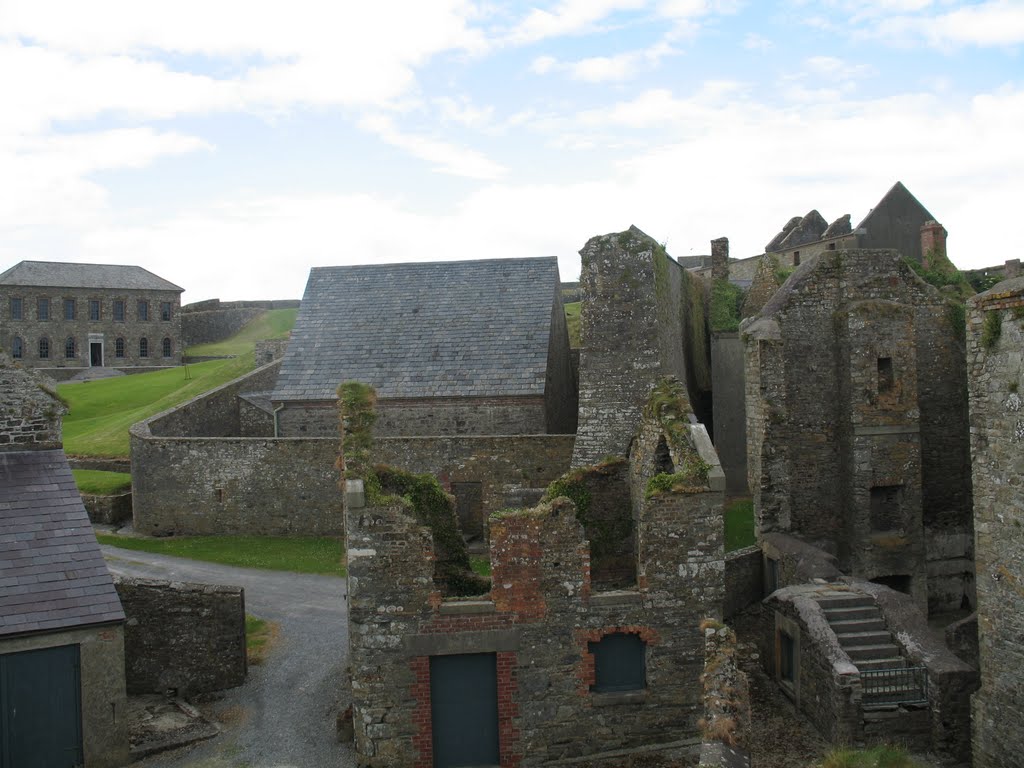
(470, 555, 491, 577)
(821, 745, 920, 768)
(564, 301, 581, 348)
(96, 533, 345, 576)
(725, 497, 755, 552)
(72, 469, 132, 495)
(58, 352, 255, 457)
(186, 308, 297, 357)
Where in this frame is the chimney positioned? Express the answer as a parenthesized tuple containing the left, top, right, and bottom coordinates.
(1005, 259, 1021, 280)
(711, 237, 729, 281)
(920, 220, 947, 269)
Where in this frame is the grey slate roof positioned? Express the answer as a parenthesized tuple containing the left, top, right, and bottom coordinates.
(272, 257, 560, 402)
(0, 260, 183, 292)
(0, 450, 125, 637)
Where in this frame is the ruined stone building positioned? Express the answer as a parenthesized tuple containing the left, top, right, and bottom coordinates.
(0, 354, 129, 767)
(742, 248, 973, 616)
(0, 260, 184, 379)
(966, 276, 1024, 768)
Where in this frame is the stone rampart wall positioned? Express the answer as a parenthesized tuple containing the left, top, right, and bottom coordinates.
(182, 307, 265, 347)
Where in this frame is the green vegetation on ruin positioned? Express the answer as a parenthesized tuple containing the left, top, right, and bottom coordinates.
(820, 744, 920, 768)
(59, 352, 256, 457)
(185, 308, 298, 357)
(564, 301, 581, 347)
(982, 309, 1003, 349)
(96, 533, 346, 576)
(724, 497, 755, 552)
(470, 555, 491, 577)
(543, 457, 629, 565)
(71, 469, 132, 495)
(710, 279, 745, 333)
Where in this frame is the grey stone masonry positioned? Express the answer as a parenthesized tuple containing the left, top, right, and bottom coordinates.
(966, 276, 1024, 768)
(0, 353, 66, 449)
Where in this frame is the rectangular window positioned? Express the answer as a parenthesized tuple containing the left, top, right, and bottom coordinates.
(779, 631, 796, 683)
(589, 632, 646, 693)
(137, 300, 149, 321)
(161, 301, 172, 321)
(793, 251, 801, 266)
(877, 357, 894, 393)
(64, 298, 75, 321)
(89, 300, 100, 321)
(10, 297, 22, 320)
(827, 242, 837, 251)
(113, 300, 125, 321)
(766, 557, 779, 595)
(37, 297, 49, 321)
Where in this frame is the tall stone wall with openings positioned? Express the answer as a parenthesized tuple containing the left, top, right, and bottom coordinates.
(743, 250, 973, 614)
(573, 226, 711, 466)
(966, 277, 1024, 768)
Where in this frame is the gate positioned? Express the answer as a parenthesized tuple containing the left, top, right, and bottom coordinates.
(430, 653, 499, 767)
(0, 645, 83, 768)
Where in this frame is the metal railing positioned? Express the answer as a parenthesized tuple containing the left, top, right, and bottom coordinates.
(861, 666, 928, 705)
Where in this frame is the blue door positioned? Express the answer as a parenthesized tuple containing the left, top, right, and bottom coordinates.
(430, 653, 499, 767)
(0, 645, 83, 768)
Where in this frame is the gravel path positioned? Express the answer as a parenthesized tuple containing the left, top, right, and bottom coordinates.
(102, 547, 356, 768)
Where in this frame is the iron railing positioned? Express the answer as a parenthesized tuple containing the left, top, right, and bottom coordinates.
(861, 666, 928, 705)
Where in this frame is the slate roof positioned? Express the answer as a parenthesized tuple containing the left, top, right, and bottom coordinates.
(272, 257, 560, 402)
(0, 450, 125, 637)
(0, 260, 183, 292)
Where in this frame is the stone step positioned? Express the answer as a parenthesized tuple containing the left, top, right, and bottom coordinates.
(837, 630, 893, 647)
(829, 617, 887, 633)
(824, 605, 881, 621)
(856, 657, 907, 671)
(846, 643, 902, 661)
(817, 594, 875, 609)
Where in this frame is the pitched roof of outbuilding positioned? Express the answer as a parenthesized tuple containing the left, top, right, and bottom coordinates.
(272, 257, 560, 402)
(0, 260, 183, 292)
(0, 450, 125, 637)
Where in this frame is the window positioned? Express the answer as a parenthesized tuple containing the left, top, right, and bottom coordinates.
(779, 631, 796, 684)
(588, 632, 646, 693)
(113, 300, 125, 321)
(115, 337, 125, 358)
(137, 300, 149, 321)
(793, 251, 801, 266)
(766, 556, 779, 595)
(12, 336, 23, 359)
(37, 297, 49, 321)
(161, 301, 172, 321)
(827, 242, 837, 251)
(162, 337, 172, 357)
(64, 298, 75, 320)
(10, 297, 22, 320)
(65, 337, 76, 359)
(139, 337, 148, 358)
(877, 357, 894, 393)
(89, 299, 100, 321)
(38, 337, 50, 359)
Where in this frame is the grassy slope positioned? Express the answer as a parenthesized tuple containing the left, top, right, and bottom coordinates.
(72, 469, 132, 495)
(186, 308, 297, 357)
(97, 533, 345, 576)
(59, 352, 255, 457)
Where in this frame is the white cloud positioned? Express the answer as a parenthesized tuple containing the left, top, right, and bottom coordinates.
(743, 32, 774, 50)
(506, 0, 647, 44)
(529, 40, 676, 82)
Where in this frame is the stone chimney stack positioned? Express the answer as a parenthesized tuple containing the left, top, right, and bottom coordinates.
(711, 237, 729, 281)
(1004, 259, 1021, 280)
(920, 220, 947, 269)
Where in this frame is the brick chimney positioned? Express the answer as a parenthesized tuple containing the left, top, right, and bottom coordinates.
(711, 237, 729, 281)
(920, 220, 947, 269)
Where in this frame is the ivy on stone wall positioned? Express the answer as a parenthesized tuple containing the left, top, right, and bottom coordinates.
(982, 310, 1003, 349)
(710, 279, 745, 333)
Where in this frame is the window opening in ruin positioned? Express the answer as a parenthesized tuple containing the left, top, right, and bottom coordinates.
(139, 337, 148, 358)
(870, 485, 903, 531)
(654, 436, 674, 474)
(115, 338, 125, 358)
(113, 300, 125, 322)
(429, 653, 499, 767)
(828, 242, 836, 250)
(215, 488, 225, 503)
(64, 337, 75, 359)
(137, 301, 149, 321)
(766, 557, 779, 595)
(871, 574, 911, 595)
(12, 336, 23, 359)
(793, 251, 800, 266)
(89, 299, 100, 321)
(589, 632, 646, 692)
(10, 297, 22, 320)
(64, 299, 75, 321)
(779, 630, 796, 684)
(452, 481, 484, 541)
(38, 337, 49, 359)
(877, 357, 894, 393)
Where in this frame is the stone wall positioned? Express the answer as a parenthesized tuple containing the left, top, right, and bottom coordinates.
(544, 283, 580, 434)
(181, 305, 264, 347)
(83, 491, 132, 526)
(115, 577, 246, 696)
(966, 277, 1024, 768)
(254, 338, 289, 366)
(710, 332, 747, 493)
(723, 546, 762, 619)
(0, 286, 182, 369)
(0, 354, 66, 450)
(573, 226, 711, 466)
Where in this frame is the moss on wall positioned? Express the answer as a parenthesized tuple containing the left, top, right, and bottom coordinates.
(710, 280, 746, 333)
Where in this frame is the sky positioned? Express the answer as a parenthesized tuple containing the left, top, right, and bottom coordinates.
(1, 1, 1022, 303)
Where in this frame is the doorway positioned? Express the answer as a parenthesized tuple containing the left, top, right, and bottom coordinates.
(89, 342, 103, 367)
(430, 653, 499, 767)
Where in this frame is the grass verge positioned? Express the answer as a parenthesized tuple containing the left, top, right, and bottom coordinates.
(821, 745, 920, 768)
(245, 615, 279, 665)
(96, 533, 345, 576)
(59, 352, 255, 457)
(72, 469, 132, 495)
(186, 308, 297, 357)
(725, 497, 755, 552)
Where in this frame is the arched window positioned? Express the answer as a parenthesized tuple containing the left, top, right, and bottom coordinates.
(139, 337, 149, 358)
(38, 337, 50, 359)
(12, 336, 23, 359)
(115, 337, 125, 358)
(162, 337, 172, 357)
(65, 337, 76, 358)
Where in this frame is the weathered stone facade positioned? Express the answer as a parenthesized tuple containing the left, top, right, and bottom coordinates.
(573, 226, 711, 466)
(115, 577, 246, 696)
(966, 276, 1024, 768)
(0, 354, 66, 449)
(743, 249, 973, 614)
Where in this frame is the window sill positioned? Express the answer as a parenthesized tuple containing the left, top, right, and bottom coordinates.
(590, 689, 647, 706)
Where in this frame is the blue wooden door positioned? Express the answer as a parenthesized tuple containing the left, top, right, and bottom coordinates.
(430, 653, 499, 767)
(0, 645, 83, 768)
